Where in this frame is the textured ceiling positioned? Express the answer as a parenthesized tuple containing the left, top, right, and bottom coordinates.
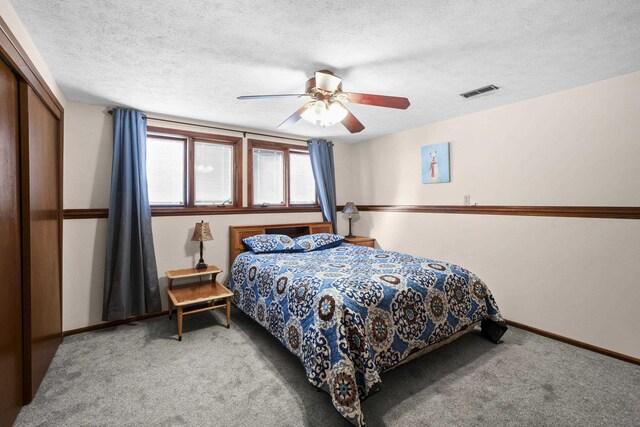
(10, 0, 640, 142)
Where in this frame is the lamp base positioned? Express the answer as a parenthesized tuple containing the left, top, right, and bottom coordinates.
(346, 216, 355, 239)
(345, 233, 355, 238)
(195, 241, 207, 269)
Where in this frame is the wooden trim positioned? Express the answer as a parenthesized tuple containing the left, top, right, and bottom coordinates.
(247, 138, 309, 152)
(63, 205, 322, 219)
(336, 204, 640, 220)
(234, 136, 243, 207)
(0, 16, 63, 119)
(505, 320, 639, 366)
(18, 81, 33, 403)
(150, 206, 321, 217)
(185, 135, 193, 206)
(66, 205, 640, 220)
(247, 139, 254, 206)
(144, 133, 187, 142)
(147, 126, 242, 143)
(62, 310, 170, 337)
(284, 146, 290, 208)
(63, 209, 109, 219)
(58, 110, 64, 357)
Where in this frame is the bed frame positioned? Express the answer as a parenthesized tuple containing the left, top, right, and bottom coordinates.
(228, 221, 333, 267)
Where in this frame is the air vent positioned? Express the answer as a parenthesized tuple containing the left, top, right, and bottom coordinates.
(460, 84, 499, 99)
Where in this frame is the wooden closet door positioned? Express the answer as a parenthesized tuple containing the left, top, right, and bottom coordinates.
(0, 60, 23, 426)
(21, 84, 62, 402)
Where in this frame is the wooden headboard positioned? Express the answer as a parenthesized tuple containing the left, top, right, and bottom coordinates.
(229, 221, 333, 266)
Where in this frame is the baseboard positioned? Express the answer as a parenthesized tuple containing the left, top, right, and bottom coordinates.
(62, 310, 170, 337)
(505, 319, 639, 366)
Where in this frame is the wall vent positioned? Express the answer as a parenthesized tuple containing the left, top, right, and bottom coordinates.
(460, 84, 499, 99)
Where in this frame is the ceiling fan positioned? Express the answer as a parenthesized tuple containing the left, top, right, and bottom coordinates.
(237, 70, 410, 134)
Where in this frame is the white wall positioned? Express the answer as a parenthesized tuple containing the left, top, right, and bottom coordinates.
(62, 101, 322, 331)
(64, 103, 112, 208)
(0, 0, 66, 106)
(334, 71, 640, 359)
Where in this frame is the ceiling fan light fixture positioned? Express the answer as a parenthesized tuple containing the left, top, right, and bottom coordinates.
(301, 100, 326, 124)
(301, 100, 347, 127)
(238, 69, 410, 133)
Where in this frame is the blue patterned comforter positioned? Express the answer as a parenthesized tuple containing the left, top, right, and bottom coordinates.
(228, 243, 505, 426)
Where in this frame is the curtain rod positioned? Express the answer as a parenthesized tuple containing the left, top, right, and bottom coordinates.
(106, 109, 309, 142)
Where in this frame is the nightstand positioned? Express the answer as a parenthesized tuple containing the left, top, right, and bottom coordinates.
(343, 236, 376, 248)
(166, 266, 233, 341)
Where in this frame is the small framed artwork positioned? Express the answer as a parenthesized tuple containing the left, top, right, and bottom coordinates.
(421, 142, 450, 184)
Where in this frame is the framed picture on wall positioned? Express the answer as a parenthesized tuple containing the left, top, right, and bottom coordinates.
(421, 142, 450, 184)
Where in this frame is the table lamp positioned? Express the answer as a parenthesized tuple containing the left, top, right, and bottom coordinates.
(191, 220, 213, 269)
(341, 202, 359, 238)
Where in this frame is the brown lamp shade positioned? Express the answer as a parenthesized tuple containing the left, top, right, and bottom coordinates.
(191, 221, 213, 242)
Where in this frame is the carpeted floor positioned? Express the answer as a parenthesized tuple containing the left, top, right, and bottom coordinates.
(15, 307, 640, 427)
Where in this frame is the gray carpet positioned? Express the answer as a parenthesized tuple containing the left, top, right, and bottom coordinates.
(15, 308, 640, 426)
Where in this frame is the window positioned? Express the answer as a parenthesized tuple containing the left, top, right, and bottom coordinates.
(253, 149, 284, 205)
(249, 140, 317, 207)
(146, 127, 241, 208)
(194, 141, 234, 205)
(146, 135, 186, 206)
(289, 152, 316, 204)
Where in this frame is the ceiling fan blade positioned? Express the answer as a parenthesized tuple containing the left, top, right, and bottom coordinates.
(345, 92, 410, 109)
(278, 103, 312, 128)
(315, 71, 342, 92)
(341, 107, 365, 134)
(237, 94, 310, 100)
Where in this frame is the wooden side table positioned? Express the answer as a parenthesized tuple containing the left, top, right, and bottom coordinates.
(166, 266, 233, 341)
(343, 236, 376, 248)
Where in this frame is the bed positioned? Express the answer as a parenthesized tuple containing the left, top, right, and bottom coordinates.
(228, 222, 507, 426)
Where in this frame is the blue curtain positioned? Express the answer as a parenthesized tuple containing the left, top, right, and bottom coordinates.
(102, 109, 161, 321)
(307, 138, 337, 232)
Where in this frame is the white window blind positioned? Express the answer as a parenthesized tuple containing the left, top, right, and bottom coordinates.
(194, 142, 233, 205)
(146, 137, 185, 205)
(253, 149, 284, 205)
(289, 152, 316, 204)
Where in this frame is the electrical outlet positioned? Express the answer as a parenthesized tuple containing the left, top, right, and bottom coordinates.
(464, 195, 471, 206)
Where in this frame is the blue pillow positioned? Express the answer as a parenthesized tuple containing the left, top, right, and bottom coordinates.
(294, 233, 344, 252)
(243, 234, 298, 254)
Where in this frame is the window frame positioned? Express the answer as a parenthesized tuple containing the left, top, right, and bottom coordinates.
(248, 139, 318, 208)
(147, 126, 242, 211)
